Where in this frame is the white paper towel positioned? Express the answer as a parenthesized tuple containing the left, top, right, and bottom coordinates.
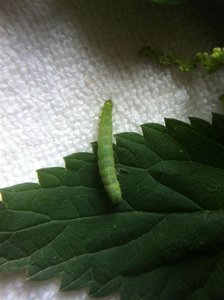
(0, 0, 224, 299)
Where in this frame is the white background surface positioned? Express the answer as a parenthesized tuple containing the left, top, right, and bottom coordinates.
(0, 0, 224, 299)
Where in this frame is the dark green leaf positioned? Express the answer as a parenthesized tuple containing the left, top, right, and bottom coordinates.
(165, 118, 224, 168)
(1, 113, 224, 299)
(189, 117, 216, 141)
(212, 112, 224, 147)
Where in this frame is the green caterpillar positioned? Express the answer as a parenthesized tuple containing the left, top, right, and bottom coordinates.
(97, 100, 122, 205)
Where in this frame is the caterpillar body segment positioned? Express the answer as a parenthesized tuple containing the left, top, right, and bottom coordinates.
(97, 100, 122, 205)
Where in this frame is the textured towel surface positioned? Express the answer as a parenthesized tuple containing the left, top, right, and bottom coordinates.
(0, 0, 224, 299)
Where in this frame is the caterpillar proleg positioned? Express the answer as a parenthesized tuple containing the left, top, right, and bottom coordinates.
(97, 100, 122, 205)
